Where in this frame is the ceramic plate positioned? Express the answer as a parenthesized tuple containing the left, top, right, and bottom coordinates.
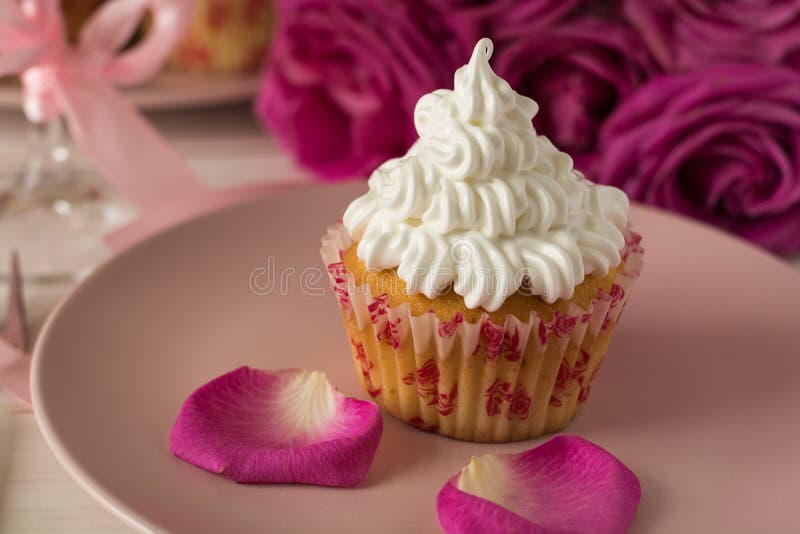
(0, 71, 259, 111)
(32, 182, 800, 533)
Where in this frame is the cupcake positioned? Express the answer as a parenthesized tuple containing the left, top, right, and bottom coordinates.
(169, 0, 274, 74)
(320, 38, 644, 443)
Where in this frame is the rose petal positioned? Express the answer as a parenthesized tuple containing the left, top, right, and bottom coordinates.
(437, 435, 640, 534)
(170, 367, 382, 486)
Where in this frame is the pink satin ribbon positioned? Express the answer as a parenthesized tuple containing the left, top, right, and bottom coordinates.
(0, 0, 270, 408)
(1, 0, 209, 210)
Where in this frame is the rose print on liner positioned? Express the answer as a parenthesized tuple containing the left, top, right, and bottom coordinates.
(438, 312, 464, 338)
(368, 294, 402, 348)
(473, 320, 522, 361)
(321, 219, 644, 441)
(484, 380, 532, 419)
(609, 284, 625, 308)
(551, 310, 578, 338)
(402, 359, 458, 416)
(572, 350, 591, 385)
(549, 349, 593, 407)
(537, 319, 550, 346)
(484, 380, 513, 417)
(433, 384, 458, 417)
(326, 262, 351, 311)
(351, 338, 381, 398)
(415, 360, 440, 391)
(508, 384, 532, 420)
(622, 232, 643, 264)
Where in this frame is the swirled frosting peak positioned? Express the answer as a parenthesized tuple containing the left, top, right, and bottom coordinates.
(343, 38, 629, 311)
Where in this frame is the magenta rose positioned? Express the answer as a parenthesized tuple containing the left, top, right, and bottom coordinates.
(624, 0, 800, 72)
(255, 0, 469, 180)
(431, 0, 582, 44)
(493, 17, 656, 169)
(594, 64, 800, 253)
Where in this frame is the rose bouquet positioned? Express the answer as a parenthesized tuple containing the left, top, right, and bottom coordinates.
(256, 0, 800, 253)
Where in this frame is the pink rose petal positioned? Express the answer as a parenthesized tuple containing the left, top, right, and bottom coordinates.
(437, 435, 640, 534)
(170, 367, 382, 487)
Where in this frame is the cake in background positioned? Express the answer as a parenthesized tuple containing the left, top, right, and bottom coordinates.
(62, 0, 274, 75)
(62, 0, 106, 42)
(170, 0, 274, 74)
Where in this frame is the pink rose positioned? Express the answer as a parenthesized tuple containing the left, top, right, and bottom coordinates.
(552, 311, 578, 338)
(501, 328, 522, 361)
(327, 262, 350, 309)
(485, 397, 502, 417)
(350, 338, 370, 368)
(484, 380, 512, 417)
(624, 0, 800, 72)
(256, 0, 469, 180)
(477, 321, 506, 360)
(609, 284, 625, 308)
(553, 359, 572, 393)
(549, 359, 573, 408)
(430, 1, 582, 44)
(594, 65, 800, 253)
(378, 318, 402, 349)
(326, 262, 347, 282)
(431, 384, 458, 416)
(572, 350, 592, 385)
(367, 294, 388, 322)
(493, 17, 656, 169)
(508, 385, 532, 420)
(537, 319, 550, 346)
(416, 360, 440, 387)
(438, 312, 464, 338)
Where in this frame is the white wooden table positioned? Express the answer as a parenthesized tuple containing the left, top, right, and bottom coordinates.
(1, 103, 798, 532)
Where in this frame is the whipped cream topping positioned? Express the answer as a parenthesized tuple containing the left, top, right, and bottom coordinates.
(343, 38, 629, 311)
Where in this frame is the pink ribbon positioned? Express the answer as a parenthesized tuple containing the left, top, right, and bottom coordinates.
(0, 352, 30, 406)
(0, 0, 272, 408)
(0, 0, 209, 210)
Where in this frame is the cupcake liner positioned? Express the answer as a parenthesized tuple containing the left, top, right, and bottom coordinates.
(321, 223, 644, 442)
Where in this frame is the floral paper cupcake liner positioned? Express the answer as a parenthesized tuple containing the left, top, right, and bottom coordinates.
(321, 223, 644, 443)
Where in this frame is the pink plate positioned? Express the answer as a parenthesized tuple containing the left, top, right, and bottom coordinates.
(32, 181, 800, 533)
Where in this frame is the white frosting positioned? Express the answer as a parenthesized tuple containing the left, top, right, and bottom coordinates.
(343, 38, 629, 311)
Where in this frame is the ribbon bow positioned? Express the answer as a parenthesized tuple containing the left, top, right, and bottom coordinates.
(0, 0, 208, 211)
(0, 0, 257, 407)
(0, 1, 279, 409)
